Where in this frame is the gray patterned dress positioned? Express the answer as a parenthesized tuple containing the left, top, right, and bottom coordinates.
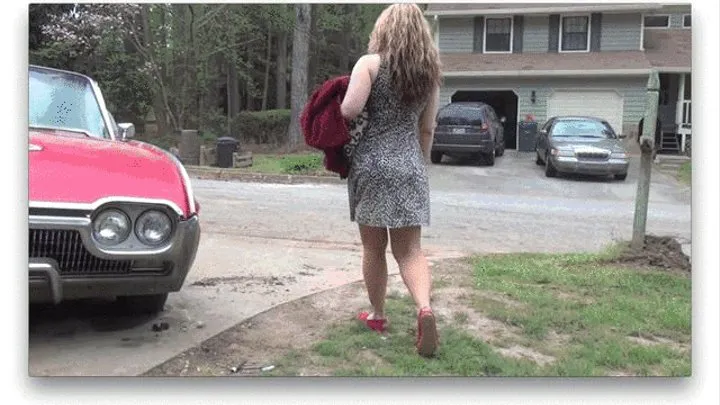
(347, 60, 431, 228)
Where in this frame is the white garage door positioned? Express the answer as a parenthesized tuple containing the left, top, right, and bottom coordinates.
(547, 90, 624, 134)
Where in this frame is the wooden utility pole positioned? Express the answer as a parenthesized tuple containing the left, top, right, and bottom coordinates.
(631, 70, 660, 249)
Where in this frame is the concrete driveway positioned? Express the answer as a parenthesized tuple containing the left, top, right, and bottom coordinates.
(28, 152, 690, 376)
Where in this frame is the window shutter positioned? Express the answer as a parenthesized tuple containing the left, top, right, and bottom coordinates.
(473, 16, 485, 53)
(513, 15, 524, 53)
(590, 13, 602, 51)
(548, 14, 560, 52)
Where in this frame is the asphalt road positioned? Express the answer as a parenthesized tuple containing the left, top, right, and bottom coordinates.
(28, 152, 691, 376)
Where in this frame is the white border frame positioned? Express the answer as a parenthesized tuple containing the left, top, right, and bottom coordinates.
(447, 88, 521, 149)
(643, 14, 671, 29)
(483, 16, 514, 54)
(558, 14, 591, 53)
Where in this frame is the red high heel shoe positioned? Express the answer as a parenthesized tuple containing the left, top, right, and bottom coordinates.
(416, 307, 439, 357)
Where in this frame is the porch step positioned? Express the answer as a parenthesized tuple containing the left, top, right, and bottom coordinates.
(659, 132, 680, 153)
(655, 154, 690, 170)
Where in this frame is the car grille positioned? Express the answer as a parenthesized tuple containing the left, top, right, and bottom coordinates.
(575, 151, 610, 160)
(29, 229, 134, 276)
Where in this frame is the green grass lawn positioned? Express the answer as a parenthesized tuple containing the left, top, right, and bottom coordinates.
(677, 161, 691, 185)
(269, 250, 691, 377)
(237, 153, 331, 176)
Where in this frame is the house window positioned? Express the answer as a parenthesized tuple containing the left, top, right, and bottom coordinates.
(683, 14, 691, 28)
(643, 15, 670, 28)
(484, 17, 513, 53)
(560, 16, 589, 52)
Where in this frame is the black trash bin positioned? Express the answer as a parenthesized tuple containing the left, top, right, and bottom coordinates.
(518, 121, 538, 152)
(216, 137, 239, 168)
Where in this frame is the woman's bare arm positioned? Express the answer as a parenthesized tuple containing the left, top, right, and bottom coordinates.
(418, 85, 440, 161)
(341, 54, 380, 120)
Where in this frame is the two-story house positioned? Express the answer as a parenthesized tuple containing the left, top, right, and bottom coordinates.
(426, 2, 691, 154)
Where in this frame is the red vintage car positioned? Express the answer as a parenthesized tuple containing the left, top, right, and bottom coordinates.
(28, 65, 201, 315)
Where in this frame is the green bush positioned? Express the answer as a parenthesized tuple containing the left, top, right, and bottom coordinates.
(229, 109, 291, 145)
(278, 154, 323, 174)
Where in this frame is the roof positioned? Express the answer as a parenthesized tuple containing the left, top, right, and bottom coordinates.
(439, 51, 653, 77)
(425, 3, 664, 17)
(643, 29, 691, 71)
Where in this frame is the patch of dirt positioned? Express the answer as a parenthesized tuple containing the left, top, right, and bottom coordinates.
(608, 235, 691, 272)
(191, 275, 297, 288)
(627, 331, 690, 354)
(495, 346, 556, 367)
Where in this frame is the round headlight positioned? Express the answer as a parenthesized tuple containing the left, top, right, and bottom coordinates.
(92, 209, 131, 246)
(135, 210, 173, 246)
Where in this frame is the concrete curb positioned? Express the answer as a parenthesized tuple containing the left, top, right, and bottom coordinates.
(185, 166, 346, 185)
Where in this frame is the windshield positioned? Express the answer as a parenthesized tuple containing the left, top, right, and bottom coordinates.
(551, 120, 616, 138)
(29, 68, 110, 139)
(437, 104, 485, 126)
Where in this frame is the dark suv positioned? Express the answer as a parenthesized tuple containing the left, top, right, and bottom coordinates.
(431, 102, 506, 165)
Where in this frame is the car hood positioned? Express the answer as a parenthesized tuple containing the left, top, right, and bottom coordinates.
(551, 137, 625, 152)
(29, 129, 192, 216)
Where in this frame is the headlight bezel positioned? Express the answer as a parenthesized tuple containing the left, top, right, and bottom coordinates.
(89, 202, 178, 251)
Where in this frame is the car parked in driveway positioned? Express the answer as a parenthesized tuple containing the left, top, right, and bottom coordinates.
(535, 116, 630, 181)
(28, 65, 201, 314)
(431, 102, 505, 166)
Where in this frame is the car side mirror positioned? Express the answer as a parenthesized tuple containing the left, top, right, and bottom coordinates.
(500, 116, 507, 124)
(118, 123, 136, 141)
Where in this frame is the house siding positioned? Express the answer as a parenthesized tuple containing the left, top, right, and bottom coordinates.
(522, 15, 549, 52)
(439, 76, 647, 135)
(601, 13, 643, 51)
(438, 17, 474, 53)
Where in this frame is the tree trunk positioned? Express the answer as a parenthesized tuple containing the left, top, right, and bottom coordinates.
(307, 4, 319, 93)
(261, 28, 272, 111)
(275, 30, 288, 109)
(227, 61, 240, 120)
(287, 3, 311, 150)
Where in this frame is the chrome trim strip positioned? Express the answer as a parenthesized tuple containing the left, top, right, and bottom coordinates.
(29, 260, 63, 304)
(29, 197, 185, 217)
(29, 216, 90, 228)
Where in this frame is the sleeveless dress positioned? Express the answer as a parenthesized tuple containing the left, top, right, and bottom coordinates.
(347, 59, 431, 228)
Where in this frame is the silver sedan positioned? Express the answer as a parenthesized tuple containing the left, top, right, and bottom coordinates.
(535, 116, 630, 181)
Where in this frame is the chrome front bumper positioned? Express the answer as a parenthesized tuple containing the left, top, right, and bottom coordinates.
(29, 215, 200, 304)
(551, 156, 629, 175)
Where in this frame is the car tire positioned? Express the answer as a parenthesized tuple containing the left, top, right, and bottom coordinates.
(544, 154, 557, 177)
(614, 173, 628, 181)
(536, 152, 544, 166)
(430, 151, 442, 164)
(496, 144, 505, 157)
(116, 293, 169, 315)
(486, 151, 495, 166)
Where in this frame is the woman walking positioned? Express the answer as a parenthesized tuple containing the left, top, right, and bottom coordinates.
(340, 3, 442, 357)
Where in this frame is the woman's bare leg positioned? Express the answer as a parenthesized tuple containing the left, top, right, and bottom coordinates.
(359, 224, 389, 319)
(389, 226, 431, 310)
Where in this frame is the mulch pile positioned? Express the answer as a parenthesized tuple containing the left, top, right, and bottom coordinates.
(608, 235, 691, 272)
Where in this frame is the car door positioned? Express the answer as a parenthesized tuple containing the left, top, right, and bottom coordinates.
(485, 107, 500, 147)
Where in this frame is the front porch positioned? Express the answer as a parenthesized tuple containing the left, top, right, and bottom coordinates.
(657, 72, 691, 155)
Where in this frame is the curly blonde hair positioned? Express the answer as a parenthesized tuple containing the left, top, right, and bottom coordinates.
(368, 3, 442, 105)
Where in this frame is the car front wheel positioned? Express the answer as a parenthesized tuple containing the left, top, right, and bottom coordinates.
(614, 173, 628, 181)
(116, 293, 169, 315)
(430, 151, 442, 164)
(545, 154, 557, 177)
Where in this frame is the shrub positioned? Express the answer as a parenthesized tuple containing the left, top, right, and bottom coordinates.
(229, 109, 291, 145)
(278, 154, 323, 174)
